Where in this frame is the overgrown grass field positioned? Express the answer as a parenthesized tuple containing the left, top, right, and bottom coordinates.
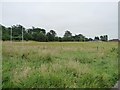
(2, 41, 118, 88)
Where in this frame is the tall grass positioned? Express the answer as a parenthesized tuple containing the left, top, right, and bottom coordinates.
(2, 41, 118, 88)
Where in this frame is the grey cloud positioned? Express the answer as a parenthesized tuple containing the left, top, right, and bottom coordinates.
(2, 2, 118, 39)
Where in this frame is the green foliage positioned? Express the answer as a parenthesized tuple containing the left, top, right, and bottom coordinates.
(46, 32, 54, 41)
(1, 25, 11, 41)
(72, 34, 86, 41)
(24, 33, 33, 41)
(1, 24, 110, 42)
(64, 30, 72, 37)
(94, 36, 99, 41)
(46, 30, 57, 41)
(100, 35, 108, 41)
(28, 27, 46, 35)
(32, 32, 47, 42)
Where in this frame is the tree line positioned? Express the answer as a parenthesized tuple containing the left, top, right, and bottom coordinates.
(0, 24, 108, 42)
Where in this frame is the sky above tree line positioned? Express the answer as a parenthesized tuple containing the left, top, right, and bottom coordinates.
(1, 1, 118, 39)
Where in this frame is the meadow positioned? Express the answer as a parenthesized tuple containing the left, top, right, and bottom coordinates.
(2, 41, 118, 88)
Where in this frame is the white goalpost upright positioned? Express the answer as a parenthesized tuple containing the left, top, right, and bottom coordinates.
(11, 27, 12, 42)
(22, 26, 23, 42)
(21, 26, 24, 54)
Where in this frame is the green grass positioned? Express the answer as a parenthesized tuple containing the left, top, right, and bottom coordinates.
(2, 41, 118, 88)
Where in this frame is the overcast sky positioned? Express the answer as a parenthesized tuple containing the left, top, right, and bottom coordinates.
(1, 1, 118, 39)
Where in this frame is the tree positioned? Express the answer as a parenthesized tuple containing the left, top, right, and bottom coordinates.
(46, 32, 54, 41)
(50, 30, 56, 37)
(1, 24, 109, 42)
(85, 37, 89, 41)
(37, 33, 47, 42)
(24, 33, 33, 41)
(46, 30, 57, 41)
(63, 30, 73, 41)
(58, 37, 62, 42)
(72, 35, 79, 41)
(27, 27, 47, 41)
(72, 34, 85, 41)
(88, 38, 93, 41)
(100, 35, 108, 41)
(104, 35, 108, 41)
(32, 32, 47, 42)
(94, 36, 99, 41)
(1, 25, 11, 41)
(28, 27, 46, 35)
(64, 30, 72, 37)
(77, 34, 85, 41)
(100, 36, 104, 41)
(11, 24, 26, 41)
(54, 36, 59, 41)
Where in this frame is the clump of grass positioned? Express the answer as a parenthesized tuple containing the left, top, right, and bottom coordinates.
(74, 57, 92, 64)
(110, 47, 117, 52)
(43, 54, 52, 63)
